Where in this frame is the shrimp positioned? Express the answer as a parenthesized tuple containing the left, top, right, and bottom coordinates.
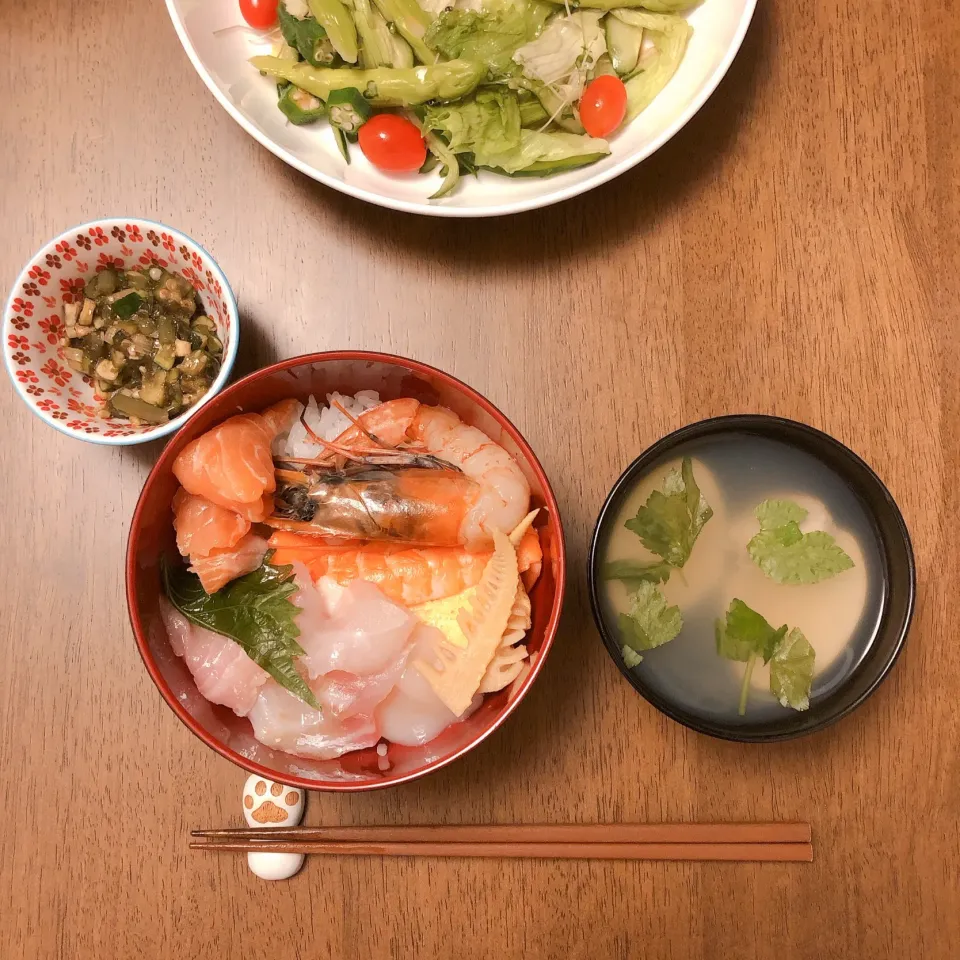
(173, 399, 300, 515)
(327, 397, 420, 450)
(406, 406, 531, 547)
(267, 401, 531, 549)
(268, 527, 543, 605)
(267, 465, 481, 546)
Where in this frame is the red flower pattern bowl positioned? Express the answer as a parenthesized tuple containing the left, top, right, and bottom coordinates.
(3, 218, 238, 445)
(127, 353, 566, 791)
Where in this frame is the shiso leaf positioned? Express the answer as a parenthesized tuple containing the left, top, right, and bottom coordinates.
(162, 558, 319, 710)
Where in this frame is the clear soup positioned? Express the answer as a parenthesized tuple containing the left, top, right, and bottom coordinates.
(597, 434, 886, 724)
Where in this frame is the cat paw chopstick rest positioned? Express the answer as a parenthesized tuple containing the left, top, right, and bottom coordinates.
(242, 774, 305, 880)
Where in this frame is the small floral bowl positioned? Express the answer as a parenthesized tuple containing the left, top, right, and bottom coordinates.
(3, 218, 238, 445)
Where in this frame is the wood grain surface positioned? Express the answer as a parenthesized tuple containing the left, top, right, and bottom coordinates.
(1, 1, 957, 958)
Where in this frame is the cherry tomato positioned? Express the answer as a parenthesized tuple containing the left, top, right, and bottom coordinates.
(579, 75, 628, 139)
(359, 115, 427, 173)
(239, 0, 278, 29)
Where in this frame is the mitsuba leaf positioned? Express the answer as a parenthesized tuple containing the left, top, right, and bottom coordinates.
(624, 457, 713, 567)
(769, 628, 815, 711)
(602, 558, 673, 590)
(747, 499, 854, 584)
(618, 581, 683, 663)
(715, 598, 787, 664)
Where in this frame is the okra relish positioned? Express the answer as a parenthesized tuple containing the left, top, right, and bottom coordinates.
(61, 267, 221, 424)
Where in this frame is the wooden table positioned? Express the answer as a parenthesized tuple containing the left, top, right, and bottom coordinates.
(2, 1, 957, 957)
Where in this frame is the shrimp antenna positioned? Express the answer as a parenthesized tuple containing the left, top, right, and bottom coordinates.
(330, 399, 394, 450)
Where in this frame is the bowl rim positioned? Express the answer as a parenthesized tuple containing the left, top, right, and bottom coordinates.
(163, 0, 759, 218)
(3, 216, 239, 447)
(587, 414, 916, 743)
(126, 350, 567, 790)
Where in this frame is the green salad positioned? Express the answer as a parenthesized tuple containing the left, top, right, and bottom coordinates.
(248, 0, 694, 197)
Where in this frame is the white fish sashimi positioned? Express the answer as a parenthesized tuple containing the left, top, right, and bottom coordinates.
(375, 625, 482, 746)
(317, 651, 410, 719)
(159, 596, 269, 717)
(247, 679, 380, 760)
(295, 578, 417, 678)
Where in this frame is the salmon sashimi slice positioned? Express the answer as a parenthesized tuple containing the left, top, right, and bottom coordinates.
(188, 533, 268, 595)
(267, 528, 542, 605)
(260, 397, 303, 438)
(172, 488, 251, 559)
(173, 400, 296, 510)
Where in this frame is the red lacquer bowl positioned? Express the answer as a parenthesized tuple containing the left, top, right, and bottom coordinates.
(126, 352, 566, 791)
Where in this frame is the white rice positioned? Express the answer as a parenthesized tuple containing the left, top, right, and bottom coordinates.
(272, 391, 381, 458)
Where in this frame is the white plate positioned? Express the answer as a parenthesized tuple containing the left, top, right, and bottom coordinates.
(165, 0, 757, 217)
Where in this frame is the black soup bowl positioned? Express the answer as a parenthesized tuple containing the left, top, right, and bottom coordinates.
(588, 415, 916, 742)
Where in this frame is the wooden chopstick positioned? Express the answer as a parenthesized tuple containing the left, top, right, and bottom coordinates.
(190, 839, 813, 862)
(192, 822, 810, 845)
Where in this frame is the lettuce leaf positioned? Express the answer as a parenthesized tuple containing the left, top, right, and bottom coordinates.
(486, 129, 609, 173)
(422, 92, 609, 174)
(587, 0, 695, 9)
(422, 90, 523, 167)
(618, 581, 683, 663)
(513, 10, 606, 101)
(633, 0, 696, 11)
(769, 628, 815, 711)
(747, 499, 855, 584)
(425, 3, 551, 77)
(612, 10, 691, 121)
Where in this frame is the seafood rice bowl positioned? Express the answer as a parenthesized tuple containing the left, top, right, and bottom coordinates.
(128, 353, 564, 790)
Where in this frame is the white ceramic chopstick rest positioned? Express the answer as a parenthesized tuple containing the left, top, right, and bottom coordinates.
(242, 774, 306, 880)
